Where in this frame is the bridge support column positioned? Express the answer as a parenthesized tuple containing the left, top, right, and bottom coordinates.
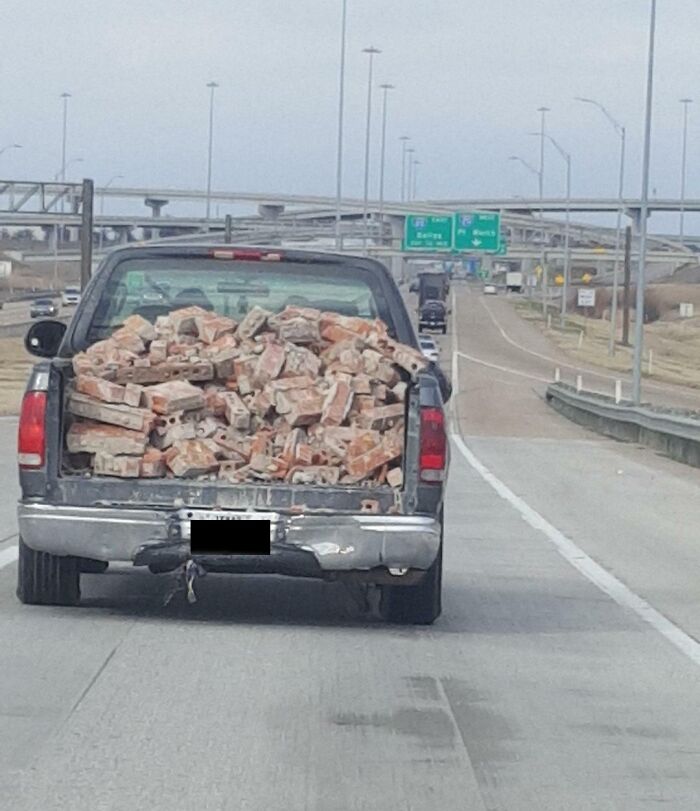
(259, 204, 285, 220)
(389, 216, 405, 283)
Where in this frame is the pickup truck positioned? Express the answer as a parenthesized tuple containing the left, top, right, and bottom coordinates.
(418, 299, 447, 334)
(17, 245, 450, 624)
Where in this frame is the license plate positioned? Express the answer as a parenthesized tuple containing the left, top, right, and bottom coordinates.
(177, 509, 280, 542)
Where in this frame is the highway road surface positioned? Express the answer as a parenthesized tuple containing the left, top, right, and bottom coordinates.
(2, 285, 700, 808)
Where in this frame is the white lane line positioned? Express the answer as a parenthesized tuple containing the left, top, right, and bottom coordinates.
(456, 350, 550, 384)
(451, 433, 700, 669)
(480, 296, 626, 384)
(0, 544, 18, 569)
(451, 326, 700, 668)
(479, 295, 684, 395)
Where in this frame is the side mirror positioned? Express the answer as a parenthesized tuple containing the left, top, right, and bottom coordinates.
(25, 319, 67, 358)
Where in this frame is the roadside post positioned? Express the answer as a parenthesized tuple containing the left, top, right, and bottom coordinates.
(80, 178, 94, 292)
(622, 226, 632, 345)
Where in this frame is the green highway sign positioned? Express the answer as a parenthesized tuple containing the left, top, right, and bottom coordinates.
(404, 215, 453, 251)
(454, 211, 501, 253)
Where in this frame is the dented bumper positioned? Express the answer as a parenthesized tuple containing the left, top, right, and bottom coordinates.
(18, 503, 442, 577)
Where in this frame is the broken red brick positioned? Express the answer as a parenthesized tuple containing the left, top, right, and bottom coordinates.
(391, 381, 407, 402)
(285, 392, 324, 427)
(283, 345, 322, 378)
(320, 312, 374, 338)
(110, 327, 146, 355)
(348, 429, 381, 459)
(386, 467, 403, 488)
(195, 314, 236, 344)
(122, 314, 157, 342)
(149, 339, 168, 364)
(237, 305, 271, 339)
(142, 380, 205, 415)
(75, 374, 128, 405)
(254, 341, 286, 385)
(203, 385, 227, 417)
(352, 374, 373, 395)
(140, 447, 167, 478)
(345, 436, 402, 478)
(114, 361, 214, 385)
(66, 421, 148, 456)
(169, 306, 212, 335)
(356, 403, 404, 431)
(222, 391, 251, 431)
(165, 439, 219, 477)
(68, 392, 156, 432)
(274, 315, 320, 345)
(371, 383, 388, 402)
(124, 383, 143, 408)
(321, 380, 353, 426)
(94, 451, 142, 478)
(286, 465, 340, 485)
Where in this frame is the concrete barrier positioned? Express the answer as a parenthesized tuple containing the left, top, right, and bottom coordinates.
(546, 383, 700, 469)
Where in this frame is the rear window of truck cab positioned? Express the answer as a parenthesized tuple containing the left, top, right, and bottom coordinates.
(87, 257, 395, 342)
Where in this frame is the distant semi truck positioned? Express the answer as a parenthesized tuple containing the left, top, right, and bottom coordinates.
(416, 271, 449, 306)
(505, 271, 523, 293)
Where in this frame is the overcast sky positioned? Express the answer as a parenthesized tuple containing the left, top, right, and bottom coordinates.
(1, 0, 699, 230)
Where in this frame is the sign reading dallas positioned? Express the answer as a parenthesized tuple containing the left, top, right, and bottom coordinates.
(404, 212, 502, 253)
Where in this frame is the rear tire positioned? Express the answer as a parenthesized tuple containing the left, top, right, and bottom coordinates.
(17, 537, 81, 606)
(441, 325, 447, 334)
(379, 545, 442, 625)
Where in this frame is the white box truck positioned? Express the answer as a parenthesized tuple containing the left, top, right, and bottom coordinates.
(505, 271, 523, 293)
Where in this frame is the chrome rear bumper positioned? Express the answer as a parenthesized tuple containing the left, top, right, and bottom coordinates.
(18, 502, 441, 577)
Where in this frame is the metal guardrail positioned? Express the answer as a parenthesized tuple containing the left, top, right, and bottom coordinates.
(546, 383, 700, 467)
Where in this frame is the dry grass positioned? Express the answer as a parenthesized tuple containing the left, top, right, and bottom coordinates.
(0, 337, 34, 414)
(516, 301, 700, 389)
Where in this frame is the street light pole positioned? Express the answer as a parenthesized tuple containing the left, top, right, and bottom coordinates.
(399, 136, 410, 202)
(378, 83, 394, 242)
(362, 46, 381, 253)
(632, 0, 657, 406)
(406, 147, 415, 202)
(334, 0, 348, 250)
(679, 97, 693, 245)
(60, 92, 71, 182)
(59, 92, 71, 219)
(205, 81, 219, 226)
(575, 97, 627, 355)
(412, 159, 421, 200)
(537, 106, 550, 316)
(99, 174, 124, 252)
(537, 134, 572, 317)
(508, 155, 540, 187)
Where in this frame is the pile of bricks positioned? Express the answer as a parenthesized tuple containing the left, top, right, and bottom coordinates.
(65, 305, 428, 486)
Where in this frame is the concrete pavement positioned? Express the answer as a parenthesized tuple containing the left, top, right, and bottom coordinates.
(1, 287, 700, 808)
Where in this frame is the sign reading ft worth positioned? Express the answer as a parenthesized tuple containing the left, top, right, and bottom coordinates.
(404, 211, 501, 253)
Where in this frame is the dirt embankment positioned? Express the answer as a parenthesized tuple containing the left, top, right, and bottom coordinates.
(517, 292, 700, 390)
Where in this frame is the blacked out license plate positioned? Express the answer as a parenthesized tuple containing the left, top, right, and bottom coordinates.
(181, 509, 275, 556)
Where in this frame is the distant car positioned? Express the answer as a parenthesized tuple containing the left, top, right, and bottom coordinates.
(483, 284, 497, 295)
(418, 299, 447, 334)
(139, 289, 167, 305)
(418, 335, 440, 363)
(30, 298, 58, 319)
(61, 287, 81, 306)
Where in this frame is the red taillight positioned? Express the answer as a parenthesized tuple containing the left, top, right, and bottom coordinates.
(419, 406, 446, 483)
(18, 391, 47, 468)
(210, 249, 282, 261)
